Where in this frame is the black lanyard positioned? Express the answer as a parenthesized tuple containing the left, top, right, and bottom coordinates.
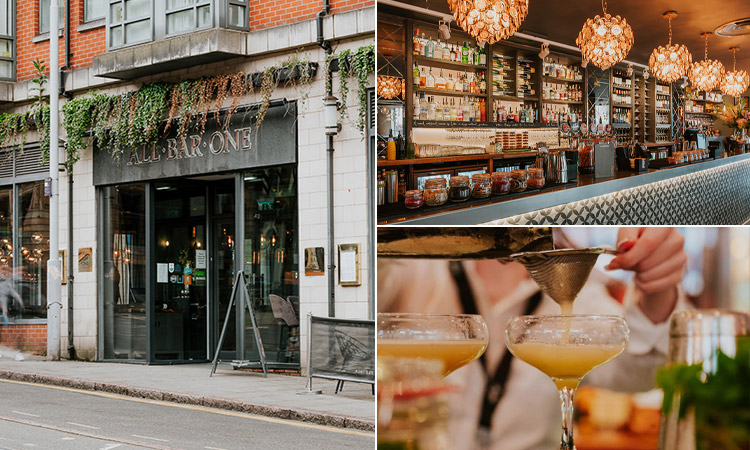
(449, 261, 543, 432)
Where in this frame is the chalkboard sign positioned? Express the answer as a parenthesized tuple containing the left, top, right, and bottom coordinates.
(307, 315, 374, 387)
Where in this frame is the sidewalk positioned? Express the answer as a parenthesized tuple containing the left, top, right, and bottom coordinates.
(0, 348, 374, 432)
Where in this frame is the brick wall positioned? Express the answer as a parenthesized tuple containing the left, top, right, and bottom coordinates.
(15, 0, 105, 81)
(13, 0, 371, 81)
(248, 0, 371, 30)
(0, 324, 47, 354)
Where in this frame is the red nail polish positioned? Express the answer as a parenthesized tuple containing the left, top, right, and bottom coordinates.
(617, 240, 635, 252)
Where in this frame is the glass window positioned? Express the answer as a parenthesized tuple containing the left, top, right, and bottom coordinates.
(227, 2, 246, 29)
(107, 0, 152, 49)
(39, 0, 64, 34)
(16, 181, 48, 320)
(0, 0, 11, 36)
(85, 0, 107, 21)
(243, 166, 299, 365)
(165, 0, 211, 37)
(101, 184, 147, 360)
(0, 60, 11, 80)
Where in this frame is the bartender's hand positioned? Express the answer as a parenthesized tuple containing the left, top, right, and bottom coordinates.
(606, 227, 685, 323)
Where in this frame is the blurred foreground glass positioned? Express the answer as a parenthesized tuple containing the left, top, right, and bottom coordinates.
(658, 309, 750, 450)
(506, 315, 629, 450)
(377, 313, 488, 377)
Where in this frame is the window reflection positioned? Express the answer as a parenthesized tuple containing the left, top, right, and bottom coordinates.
(101, 184, 147, 360)
(243, 165, 299, 364)
(17, 182, 48, 320)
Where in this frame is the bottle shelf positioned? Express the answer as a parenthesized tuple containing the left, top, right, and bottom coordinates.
(414, 55, 486, 71)
(415, 87, 486, 98)
(542, 99, 583, 105)
(542, 75, 583, 84)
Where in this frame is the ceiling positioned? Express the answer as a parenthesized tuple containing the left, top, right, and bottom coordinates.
(382, 0, 750, 73)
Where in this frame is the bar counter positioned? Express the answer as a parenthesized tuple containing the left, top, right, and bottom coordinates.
(378, 152, 750, 225)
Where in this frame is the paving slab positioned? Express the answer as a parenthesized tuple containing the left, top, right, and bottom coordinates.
(0, 348, 374, 431)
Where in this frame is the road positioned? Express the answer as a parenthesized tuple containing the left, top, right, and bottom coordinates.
(0, 379, 374, 450)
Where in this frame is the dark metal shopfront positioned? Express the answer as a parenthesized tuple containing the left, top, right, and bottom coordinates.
(95, 103, 301, 367)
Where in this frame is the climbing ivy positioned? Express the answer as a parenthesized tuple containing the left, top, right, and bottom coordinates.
(0, 44, 375, 168)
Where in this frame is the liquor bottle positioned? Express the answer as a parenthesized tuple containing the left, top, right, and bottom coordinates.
(427, 96, 436, 120)
(455, 72, 463, 92)
(443, 99, 450, 121)
(435, 100, 443, 120)
(462, 41, 469, 64)
(396, 131, 405, 160)
(413, 63, 420, 88)
(420, 93, 428, 118)
(446, 73, 455, 91)
(426, 68, 435, 89)
(479, 73, 486, 94)
(456, 100, 464, 121)
(479, 47, 486, 65)
(419, 67, 426, 88)
(462, 97, 471, 122)
(413, 29, 421, 55)
(426, 36, 433, 58)
(450, 99, 457, 121)
(436, 69, 447, 90)
(420, 33, 427, 56)
(434, 39, 443, 60)
(414, 94, 420, 119)
(480, 99, 486, 122)
(442, 41, 451, 61)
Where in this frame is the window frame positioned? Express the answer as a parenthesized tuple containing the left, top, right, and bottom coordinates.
(84, 0, 107, 23)
(0, 0, 15, 81)
(106, 0, 249, 51)
(38, 0, 65, 35)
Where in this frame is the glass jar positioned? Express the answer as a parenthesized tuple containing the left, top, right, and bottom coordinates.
(527, 168, 545, 189)
(404, 190, 423, 209)
(578, 145, 594, 174)
(424, 178, 448, 206)
(510, 170, 528, 193)
(449, 176, 471, 202)
(491, 172, 510, 195)
(471, 173, 491, 199)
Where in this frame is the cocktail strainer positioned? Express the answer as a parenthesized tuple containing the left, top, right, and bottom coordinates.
(509, 248, 618, 307)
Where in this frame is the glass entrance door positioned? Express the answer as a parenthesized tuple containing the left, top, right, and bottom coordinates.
(153, 181, 208, 361)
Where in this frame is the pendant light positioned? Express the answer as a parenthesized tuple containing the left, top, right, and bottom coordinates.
(688, 32, 725, 92)
(576, 0, 634, 70)
(648, 11, 692, 83)
(720, 47, 749, 97)
(447, 0, 530, 45)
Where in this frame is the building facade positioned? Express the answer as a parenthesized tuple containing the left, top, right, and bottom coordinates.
(0, 0, 375, 373)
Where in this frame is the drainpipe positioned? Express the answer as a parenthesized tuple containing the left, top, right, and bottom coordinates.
(316, 0, 334, 317)
(58, 0, 74, 359)
(59, 0, 72, 98)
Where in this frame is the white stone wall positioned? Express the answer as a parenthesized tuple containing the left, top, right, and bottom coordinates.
(59, 144, 98, 360)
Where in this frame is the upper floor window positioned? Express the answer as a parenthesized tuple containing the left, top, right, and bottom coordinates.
(107, 0, 249, 50)
(85, 0, 107, 22)
(0, 0, 13, 80)
(39, 0, 65, 35)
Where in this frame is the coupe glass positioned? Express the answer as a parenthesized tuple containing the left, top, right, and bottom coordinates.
(505, 315, 629, 450)
(377, 313, 489, 377)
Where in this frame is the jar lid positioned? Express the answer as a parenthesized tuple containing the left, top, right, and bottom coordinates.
(472, 173, 490, 180)
(510, 169, 527, 176)
(528, 168, 544, 174)
(492, 171, 510, 177)
(424, 178, 447, 188)
(450, 176, 469, 183)
(405, 190, 423, 197)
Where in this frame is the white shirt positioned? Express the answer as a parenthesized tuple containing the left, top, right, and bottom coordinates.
(378, 259, 686, 450)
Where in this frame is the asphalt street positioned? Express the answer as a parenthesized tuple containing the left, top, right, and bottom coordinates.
(0, 379, 374, 450)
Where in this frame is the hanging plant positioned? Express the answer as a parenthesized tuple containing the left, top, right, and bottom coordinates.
(337, 48, 352, 124)
(352, 45, 375, 136)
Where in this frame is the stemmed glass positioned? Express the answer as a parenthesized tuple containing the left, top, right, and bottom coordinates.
(377, 313, 489, 377)
(505, 315, 629, 450)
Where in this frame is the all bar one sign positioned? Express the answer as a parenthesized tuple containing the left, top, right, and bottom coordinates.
(126, 126, 255, 166)
(93, 103, 297, 186)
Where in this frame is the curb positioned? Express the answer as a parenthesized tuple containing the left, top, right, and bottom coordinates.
(0, 369, 375, 432)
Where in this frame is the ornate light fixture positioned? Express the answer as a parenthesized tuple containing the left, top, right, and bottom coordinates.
(720, 47, 750, 97)
(648, 11, 692, 83)
(576, 0, 634, 70)
(688, 32, 725, 92)
(377, 75, 403, 100)
(447, 0, 530, 45)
